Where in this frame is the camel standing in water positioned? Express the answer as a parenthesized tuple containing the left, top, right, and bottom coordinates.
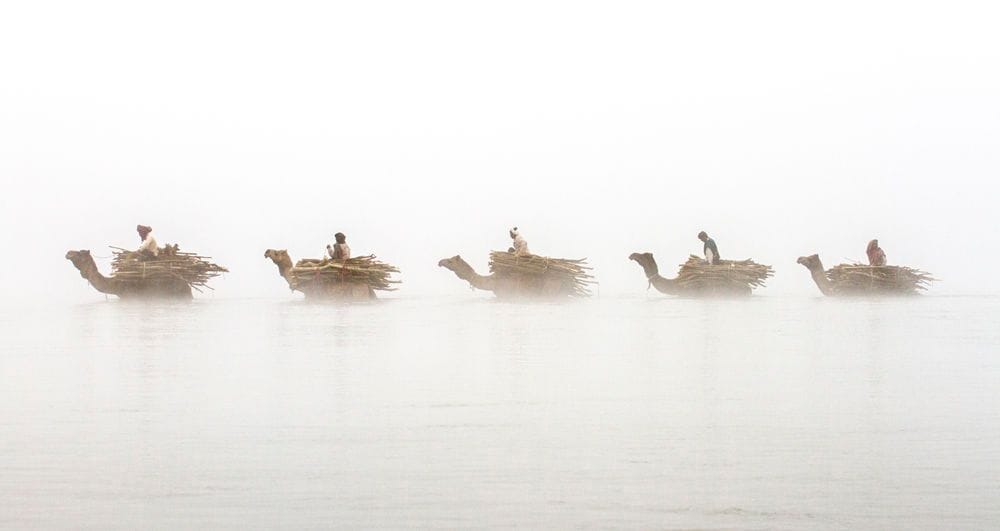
(628, 252, 753, 297)
(437, 255, 576, 300)
(264, 249, 375, 300)
(65, 250, 192, 299)
(796, 254, 933, 295)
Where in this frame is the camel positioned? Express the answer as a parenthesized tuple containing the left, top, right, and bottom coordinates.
(437, 255, 576, 299)
(796, 254, 842, 296)
(628, 252, 753, 297)
(264, 249, 376, 300)
(796, 254, 931, 295)
(65, 249, 192, 299)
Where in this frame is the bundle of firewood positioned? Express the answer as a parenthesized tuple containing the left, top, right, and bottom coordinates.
(110, 246, 228, 292)
(827, 264, 934, 293)
(288, 255, 401, 291)
(675, 255, 773, 291)
(489, 251, 596, 297)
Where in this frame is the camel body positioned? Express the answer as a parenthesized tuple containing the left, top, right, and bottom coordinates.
(66, 250, 192, 299)
(265, 249, 376, 301)
(629, 252, 754, 297)
(438, 255, 577, 300)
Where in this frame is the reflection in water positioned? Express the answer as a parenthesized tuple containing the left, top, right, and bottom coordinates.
(1, 295, 998, 529)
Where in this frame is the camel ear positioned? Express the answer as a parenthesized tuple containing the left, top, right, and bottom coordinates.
(81, 250, 91, 255)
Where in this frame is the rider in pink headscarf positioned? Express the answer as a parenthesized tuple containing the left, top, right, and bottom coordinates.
(866, 239, 886, 266)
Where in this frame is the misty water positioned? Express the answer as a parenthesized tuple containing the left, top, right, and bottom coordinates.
(2, 294, 998, 529)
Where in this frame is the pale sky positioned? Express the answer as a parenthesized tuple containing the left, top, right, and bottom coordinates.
(2, 1, 998, 302)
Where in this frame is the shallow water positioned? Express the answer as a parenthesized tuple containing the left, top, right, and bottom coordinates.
(1, 295, 998, 529)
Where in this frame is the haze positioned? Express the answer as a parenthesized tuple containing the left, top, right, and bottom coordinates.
(2, 1, 998, 302)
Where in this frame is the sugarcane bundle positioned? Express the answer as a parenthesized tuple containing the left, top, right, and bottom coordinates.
(110, 246, 228, 292)
(827, 263, 935, 293)
(675, 255, 773, 291)
(288, 255, 401, 292)
(488, 251, 596, 297)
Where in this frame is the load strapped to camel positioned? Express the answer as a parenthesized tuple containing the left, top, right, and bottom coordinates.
(110, 246, 228, 292)
(827, 263, 935, 294)
(488, 251, 597, 297)
(286, 255, 401, 292)
(675, 255, 773, 291)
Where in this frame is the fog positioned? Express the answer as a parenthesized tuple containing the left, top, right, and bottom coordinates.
(2, 1, 998, 302)
(6, 5, 1000, 528)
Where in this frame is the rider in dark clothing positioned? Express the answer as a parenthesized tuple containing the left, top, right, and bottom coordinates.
(698, 231, 721, 265)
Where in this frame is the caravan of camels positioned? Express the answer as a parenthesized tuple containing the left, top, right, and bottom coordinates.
(66, 225, 936, 300)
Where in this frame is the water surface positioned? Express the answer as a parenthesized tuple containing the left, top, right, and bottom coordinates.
(1, 295, 998, 529)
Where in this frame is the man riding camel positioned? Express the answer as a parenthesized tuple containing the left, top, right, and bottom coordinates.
(509, 227, 530, 256)
(698, 231, 720, 265)
(866, 239, 887, 266)
(327, 232, 351, 260)
(136, 225, 159, 258)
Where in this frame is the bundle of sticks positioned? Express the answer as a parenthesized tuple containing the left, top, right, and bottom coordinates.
(675, 255, 773, 291)
(110, 246, 228, 292)
(288, 255, 401, 291)
(827, 263, 935, 293)
(489, 251, 597, 297)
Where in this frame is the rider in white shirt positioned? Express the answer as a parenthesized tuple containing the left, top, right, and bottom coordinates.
(136, 225, 159, 257)
(510, 227, 530, 256)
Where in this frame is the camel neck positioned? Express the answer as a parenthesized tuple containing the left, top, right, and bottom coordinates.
(808, 265, 835, 296)
(810, 267, 833, 295)
(80, 262, 120, 296)
(648, 274, 680, 295)
(271, 259, 295, 289)
(277, 262, 293, 279)
(451, 262, 496, 291)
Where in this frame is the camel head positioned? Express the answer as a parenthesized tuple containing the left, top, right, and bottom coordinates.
(437, 255, 467, 271)
(438, 255, 479, 281)
(66, 249, 98, 278)
(264, 248, 290, 263)
(796, 254, 823, 272)
(629, 252, 660, 279)
(264, 249, 294, 276)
